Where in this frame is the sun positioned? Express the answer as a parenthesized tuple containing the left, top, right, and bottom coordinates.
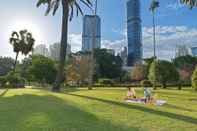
(8, 19, 44, 45)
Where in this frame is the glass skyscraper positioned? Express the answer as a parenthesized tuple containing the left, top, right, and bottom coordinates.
(127, 0, 142, 66)
(82, 15, 101, 51)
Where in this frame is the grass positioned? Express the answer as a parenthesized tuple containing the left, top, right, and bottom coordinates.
(0, 88, 197, 131)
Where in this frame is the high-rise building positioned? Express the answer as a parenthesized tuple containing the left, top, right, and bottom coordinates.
(120, 47, 128, 66)
(49, 43, 71, 61)
(175, 45, 190, 58)
(34, 44, 49, 57)
(127, 0, 142, 66)
(82, 15, 101, 51)
(190, 47, 197, 56)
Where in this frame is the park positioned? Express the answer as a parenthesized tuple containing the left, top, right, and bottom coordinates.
(0, 0, 197, 131)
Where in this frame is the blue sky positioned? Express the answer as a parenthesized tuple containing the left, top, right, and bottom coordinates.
(0, 0, 197, 60)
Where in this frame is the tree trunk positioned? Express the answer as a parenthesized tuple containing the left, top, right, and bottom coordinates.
(52, 1, 69, 92)
(152, 12, 157, 90)
(14, 52, 19, 72)
(162, 82, 167, 89)
(153, 12, 156, 58)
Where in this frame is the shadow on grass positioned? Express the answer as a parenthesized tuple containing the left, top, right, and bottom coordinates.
(0, 89, 9, 97)
(67, 93, 197, 125)
(0, 94, 137, 131)
(165, 103, 197, 112)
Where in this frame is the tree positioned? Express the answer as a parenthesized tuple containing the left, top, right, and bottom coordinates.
(131, 64, 146, 81)
(148, 60, 179, 88)
(29, 55, 57, 85)
(0, 57, 15, 76)
(20, 57, 34, 85)
(173, 55, 197, 70)
(192, 66, 197, 91)
(66, 57, 80, 85)
(149, 0, 159, 58)
(9, 30, 35, 71)
(37, 0, 92, 92)
(78, 55, 91, 84)
(173, 55, 197, 83)
(94, 49, 123, 80)
(180, 0, 197, 8)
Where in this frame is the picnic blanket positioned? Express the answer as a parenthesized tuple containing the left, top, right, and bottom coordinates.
(125, 99, 167, 106)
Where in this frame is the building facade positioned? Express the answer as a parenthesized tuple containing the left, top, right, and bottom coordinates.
(120, 47, 128, 66)
(82, 15, 101, 51)
(34, 44, 49, 57)
(190, 47, 197, 56)
(127, 0, 142, 66)
(175, 45, 190, 58)
(49, 43, 71, 61)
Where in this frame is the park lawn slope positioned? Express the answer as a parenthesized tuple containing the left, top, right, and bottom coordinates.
(0, 88, 197, 131)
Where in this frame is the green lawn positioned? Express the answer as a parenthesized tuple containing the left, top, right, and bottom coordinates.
(0, 88, 197, 131)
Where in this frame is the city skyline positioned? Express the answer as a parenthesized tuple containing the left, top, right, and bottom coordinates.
(1, 0, 197, 60)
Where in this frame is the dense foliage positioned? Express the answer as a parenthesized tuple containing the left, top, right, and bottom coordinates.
(29, 55, 57, 84)
(149, 60, 179, 88)
(131, 64, 147, 81)
(192, 66, 197, 91)
(0, 57, 15, 76)
(94, 49, 123, 80)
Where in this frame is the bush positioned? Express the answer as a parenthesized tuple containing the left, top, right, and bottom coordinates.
(148, 60, 179, 89)
(141, 80, 152, 87)
(192, 67, 197, 91)
(0, 76, 7, 88)
(98, 79, 114, 86)
(6, 72, 25, 88)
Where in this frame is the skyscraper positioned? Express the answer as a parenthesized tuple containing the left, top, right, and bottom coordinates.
(175, 45, 190, 58)
(82, 15, 101, 51)
(127, 0, 142, 66)
(49, 43, 71, 61)
(34, 44, 49, 57)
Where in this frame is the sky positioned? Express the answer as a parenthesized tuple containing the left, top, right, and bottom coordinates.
(0, 0, 197, 60)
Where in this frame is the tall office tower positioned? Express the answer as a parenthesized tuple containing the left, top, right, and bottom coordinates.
(82, 15, 101, 51)
(127, 0, 142, 66)
(34, 44, 49, 57)
(120, 47, 128, 66)
(175, 45, 190, 58)
(49, 43, 71, 61)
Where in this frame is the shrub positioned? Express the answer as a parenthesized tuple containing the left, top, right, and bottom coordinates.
(141, 80, 152, 87)
(192, 67, 197, 91)
(148, 60, 179, 89)
(6, 72, 25, 88)
(0, 76, 7, 88)
(98, 79, 114, 86)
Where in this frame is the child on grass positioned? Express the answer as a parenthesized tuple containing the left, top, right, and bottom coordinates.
(126, 87, 137, 99)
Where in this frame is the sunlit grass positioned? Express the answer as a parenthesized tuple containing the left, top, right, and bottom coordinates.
(0, 88, 197, 131)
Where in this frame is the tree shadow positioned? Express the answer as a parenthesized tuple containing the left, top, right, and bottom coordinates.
(165, 103, 197, 112)
(0, 89, 9, 97)
(67, 93, 197, 125)
(0, 94, 137, 131)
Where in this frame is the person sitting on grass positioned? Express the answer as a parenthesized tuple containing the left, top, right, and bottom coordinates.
(125, 87, 137, 99)
(141, 80, 153, 104)
(144, 86, 152, 103)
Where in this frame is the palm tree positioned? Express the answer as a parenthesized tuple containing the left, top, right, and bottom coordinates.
(180, 0, 197, 8)
(9, 30, 35, 71)
(36, 0, 92, 92)
(149, 0, 159, 90)
(149, 0, 159, 59)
